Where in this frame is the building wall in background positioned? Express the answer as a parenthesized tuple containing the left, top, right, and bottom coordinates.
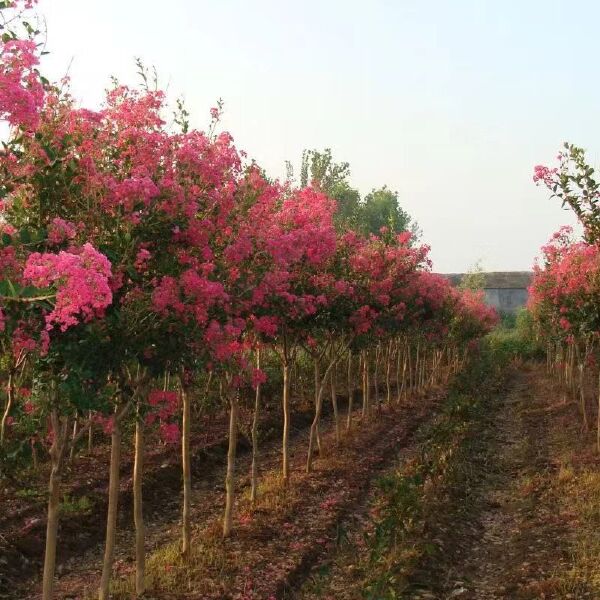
(483, 288, 528, 314)
(444, 271, 532, 315)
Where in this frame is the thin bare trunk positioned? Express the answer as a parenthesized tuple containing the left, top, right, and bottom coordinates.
(282, 358, 291, 485)
(69, 412, 78, 461)
(401, 342, 409, 402)
(373, 344, 380, 411)
(250, 348, 261, 504)
(314, 358, 322, 455)
(0, 371, 14, 445)
(386, 340, 393, 407)
(133, 412, 145, 596)
(395, 340, 402, 400)
(331, 370, 340, 444)
(361, 351, 368, 419)
(181, 386, 191, 556)
(307, 354, 339, 472)
(346, 352, 354, 432)
(99, 412, 124, 600)
(41, 410, 68, 600)
(597, 369, 600, 454)
(223, 394, 238, 537)
(579, 362, 590, 432)
(408, 343, 414, 393)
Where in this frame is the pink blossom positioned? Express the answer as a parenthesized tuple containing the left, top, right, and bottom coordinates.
(0, 38, 44, 129)
(23, 243, 113, 331)
(251, 368, 267, 389)
(134, 248, 151, 272)
(47, 218, 77, 245)
(159, 422, 180, 444)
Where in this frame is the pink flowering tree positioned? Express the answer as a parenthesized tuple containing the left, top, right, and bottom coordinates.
(533, 145, 600, 446)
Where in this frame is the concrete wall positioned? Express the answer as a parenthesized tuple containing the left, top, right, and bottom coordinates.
(483, 288, 528, 314)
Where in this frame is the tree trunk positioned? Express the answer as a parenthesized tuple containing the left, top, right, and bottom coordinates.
(99, 413, 124, 600)
(282, 358, 291, 486)
(181, 386, 191, 556)
(373, 344, 380, 411)
(365, 354, 371, 418)
(395, 340, 402, 397)
(223, 393, 238, 537)
(250, 348, 261, 504)
(408, 343, 414, 394)
(0, 371, 14, 445)
(361, 351, 368, 420)
(314, 358, 322, 455)
(346, 352, 354, 432)
(41, 411, 68, 600)
(386, 340, 393, 407)
(307, 353, 339, 473)
(331, 370, 340, 444)
(69, 412, 78, 461)
(399, 342, 408, 403)
(307, 357, 324, 473)
(414, 343, 420, 394)
(597, 369, 600, 454)
(133, 412, 145, 595)
(579, 362, 590, 432)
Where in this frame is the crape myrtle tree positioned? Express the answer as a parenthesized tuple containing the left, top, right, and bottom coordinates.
(237, 182, 338, 486)
(532, 145, 600, 450)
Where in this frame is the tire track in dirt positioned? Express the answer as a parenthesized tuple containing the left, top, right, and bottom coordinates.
(432, 368, 573, 600)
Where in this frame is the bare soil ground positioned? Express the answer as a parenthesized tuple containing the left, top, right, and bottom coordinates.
(7, 364, 600, 600)
(6, 385, 446, 599)
(294, 364, 600, 600)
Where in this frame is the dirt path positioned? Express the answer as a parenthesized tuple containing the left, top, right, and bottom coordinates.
(294, 365, 583, 600)
(432, 368, 571, 599)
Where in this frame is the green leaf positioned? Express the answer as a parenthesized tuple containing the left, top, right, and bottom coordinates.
(19, 228, 31, 244)
(21, 285, 50, 299)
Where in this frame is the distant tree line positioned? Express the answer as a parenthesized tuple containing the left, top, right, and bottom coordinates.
(287, 148, 420, 238)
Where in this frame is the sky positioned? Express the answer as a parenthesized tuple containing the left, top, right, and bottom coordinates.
(37, 0, 597, 273)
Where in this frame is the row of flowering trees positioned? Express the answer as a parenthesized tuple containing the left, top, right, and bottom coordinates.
(531, 145, 600, 448)
(0, 2, 498, 598)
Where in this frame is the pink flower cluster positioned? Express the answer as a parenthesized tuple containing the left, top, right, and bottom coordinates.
(529, 228, 600, 342)
(0, 38, 44, 129)
(47, 218, 78, 245)
(23, 243, 113, 331)
(146, 390, 179, 422)
(146, 390, 180, 444)
(532, 164, 558, 187)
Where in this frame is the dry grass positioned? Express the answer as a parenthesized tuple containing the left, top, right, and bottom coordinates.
(528, 371, 600, 597)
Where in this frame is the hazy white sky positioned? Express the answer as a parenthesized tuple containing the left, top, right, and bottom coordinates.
(39, 0, 593, 272)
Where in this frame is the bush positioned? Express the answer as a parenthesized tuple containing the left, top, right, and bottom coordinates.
(487, 308, 544, 362)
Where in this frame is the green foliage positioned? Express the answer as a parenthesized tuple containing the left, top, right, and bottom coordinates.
(361, 186, 417, 238)
(552, 143, 600, 244)
(295, 148, 419, 238)
(459, 261, 485, 291)
(299, 148, 350, 192)
(60, 494, 92, 515)
(486, 308, 544, 363)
